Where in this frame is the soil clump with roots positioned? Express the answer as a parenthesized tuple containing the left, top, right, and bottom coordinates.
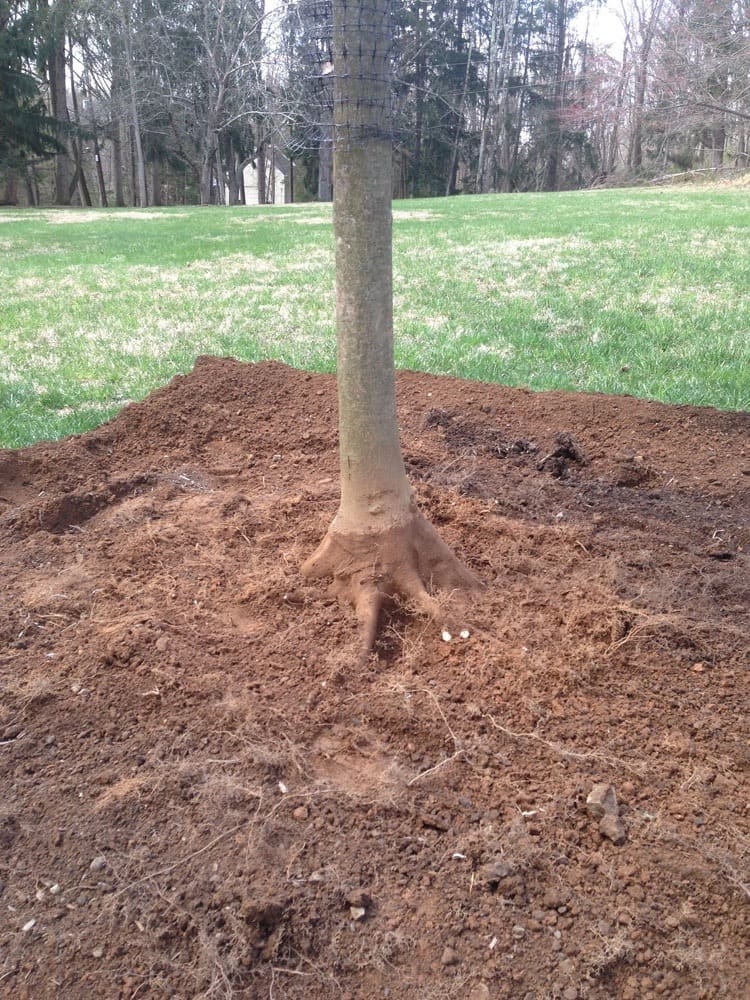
(0, 357, 748, 999)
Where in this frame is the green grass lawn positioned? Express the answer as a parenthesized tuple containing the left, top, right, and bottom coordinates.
(1, 187, 749, 448)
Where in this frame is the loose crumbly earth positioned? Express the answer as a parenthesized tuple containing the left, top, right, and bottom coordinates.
(0, 358, 748, 1000)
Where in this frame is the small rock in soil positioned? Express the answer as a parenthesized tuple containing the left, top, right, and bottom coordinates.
(0, 814, 20, 848)
(600, 813, 627, 845)
(469, 986, 491, 1000)
(89, 856, 107, 873)
(346, 890, 371, 910)
(586, 783, 619, 820)
(480, 860, 512, 887)
(419, 813, 449, 832)
(542, 888, 569, 909)
(440, 946, 459, 966)
(292, 805, 309, 822)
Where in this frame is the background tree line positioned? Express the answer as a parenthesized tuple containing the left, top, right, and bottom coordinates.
(2, 0, 749, 207)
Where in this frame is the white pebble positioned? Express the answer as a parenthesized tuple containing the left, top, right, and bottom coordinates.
(441, 630, 452, 642)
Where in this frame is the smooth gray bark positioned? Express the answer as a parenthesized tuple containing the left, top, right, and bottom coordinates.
(303, 0, 480, 651)
(330, 0, 410, 531)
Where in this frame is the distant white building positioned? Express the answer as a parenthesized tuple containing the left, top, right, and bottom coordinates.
(241, 148, 292, 205)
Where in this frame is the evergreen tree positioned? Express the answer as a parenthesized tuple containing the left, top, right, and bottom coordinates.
(0, 0, 60, 166)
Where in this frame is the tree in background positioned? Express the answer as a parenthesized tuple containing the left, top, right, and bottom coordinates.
(280, 0, 335, 201)
(4, 0, 750, 206)
(302, 0, 481, 653)
(0, 0, 61, 201)
(650, 0, 750, 172)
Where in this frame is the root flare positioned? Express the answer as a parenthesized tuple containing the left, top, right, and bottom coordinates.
(302, 508, 482, 655)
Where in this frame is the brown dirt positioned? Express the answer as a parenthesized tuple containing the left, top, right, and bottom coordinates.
(0, 357, 748, 1000)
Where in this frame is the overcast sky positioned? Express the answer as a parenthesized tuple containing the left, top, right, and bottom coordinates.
(575, 1, 627, 55)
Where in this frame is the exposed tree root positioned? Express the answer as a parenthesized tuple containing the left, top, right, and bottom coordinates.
(302, 507, 483, 656)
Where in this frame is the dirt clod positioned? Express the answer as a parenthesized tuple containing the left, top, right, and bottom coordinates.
(0, 358, 748, 999)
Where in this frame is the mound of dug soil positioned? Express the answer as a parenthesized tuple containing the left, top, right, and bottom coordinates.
(1, 358, 748, 1000)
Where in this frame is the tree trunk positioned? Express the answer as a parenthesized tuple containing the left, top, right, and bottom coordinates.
(412, 17, 426, 197)
(607, 40, 629, 174)
(3, 174, 18, 205)
(257, 142, 267, 204)
(510, 12, 533, 184)
(24, 167, 37, 206)
(238, 155, 246, 203)
(214, 150, 226, 205)
(88, 92, 109, 208)
(48, 32, 73, 205)
(711, 124, 726, 170)
(496, 0, 521, 192)
(67, 45, 92, 207)
(302, 0, 480, 655)
(225, 134, 240, 204)
(446, 41, 473, 196)
(204, 130, 226, 206)
(628, 0, 664, 175)
(110, 37, 126, 206)
(330, 80, 406, 533)
(151, 158, 162, 206)
(121, 8, 148, 206)
(630, 63, 648, 172)
(112, 123, 125, 205)
(200, 152, 213, 204)
(200, 127, 223, 204)
(129, 125, 137, 204)
(543, 0, 567, 191)
(477, 0, 518, 194)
